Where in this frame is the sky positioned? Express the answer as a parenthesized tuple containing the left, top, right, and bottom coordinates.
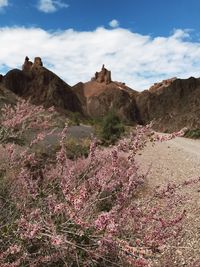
(1, 0, 200, 90)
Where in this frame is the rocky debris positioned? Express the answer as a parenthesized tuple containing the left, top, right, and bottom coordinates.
(92, 64, 112, 84)
(149, 77, 177, 93)
(3, 56, 82, 113)
(0, 74, 3, 83)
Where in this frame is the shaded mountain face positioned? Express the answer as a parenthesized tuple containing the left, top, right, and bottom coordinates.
(3, 57, 82, 113)
(136, 77, 200, 132)
(0, 83, 17, 110)
(73, 65, 139, 122)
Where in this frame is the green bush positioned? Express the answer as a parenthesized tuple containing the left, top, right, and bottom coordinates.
(64, 137, 90, 159)
(69, 112, 81, 126)
(100, 111, 125, 145)
(184, 128, 200, 139)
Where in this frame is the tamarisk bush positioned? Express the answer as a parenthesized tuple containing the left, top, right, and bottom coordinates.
(0, 99, 55, 145)
(0, 99, 191, 266)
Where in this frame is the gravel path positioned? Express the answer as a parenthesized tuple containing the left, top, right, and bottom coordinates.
(136, 136, 200, 266)
(137, 137, 200, 188)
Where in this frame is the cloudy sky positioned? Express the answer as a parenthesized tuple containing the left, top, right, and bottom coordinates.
(1, 0, 200, 90)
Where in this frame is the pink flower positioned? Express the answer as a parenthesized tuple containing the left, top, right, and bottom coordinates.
(7, 244, 21, 255)
(51, 235, 64, 247)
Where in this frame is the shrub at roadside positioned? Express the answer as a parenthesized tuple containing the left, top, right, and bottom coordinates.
(184, 128, 200, 139)
(99, 111, 125, 145)
(64, 137, 90, 159)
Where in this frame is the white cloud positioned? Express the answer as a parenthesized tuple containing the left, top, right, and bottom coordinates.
(0, 26, 200, 90)
(0, 0, 8, 10)
(37, 0, 69, 13)
(109, 19, 119, 28)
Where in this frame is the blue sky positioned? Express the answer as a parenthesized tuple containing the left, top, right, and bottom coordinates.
(2, 0, 200, 36)
(1, 0, 200, 90)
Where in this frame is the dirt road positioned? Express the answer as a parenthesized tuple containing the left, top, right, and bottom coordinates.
(137, 136, 200, 187)
(136, 136, 200, 266)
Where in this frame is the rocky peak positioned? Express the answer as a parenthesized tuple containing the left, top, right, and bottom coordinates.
(32, 57, 43, 69)
(149, 77, 177, 93)
(22, 56, 33, 72)
(3, 56, 82, 113)
(22, 56, 43, 72)
(92, 64, 112, 84)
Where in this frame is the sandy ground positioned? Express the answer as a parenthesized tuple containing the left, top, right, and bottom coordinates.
(136, 137, 200, 267)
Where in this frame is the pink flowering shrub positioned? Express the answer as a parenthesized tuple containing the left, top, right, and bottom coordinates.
(0, 100, 194, 266)
(1, 99, 54, 132)
(0, 99, 55, 145)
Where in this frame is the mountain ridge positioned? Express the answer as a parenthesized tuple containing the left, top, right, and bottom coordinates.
(1, 57, 200, 132)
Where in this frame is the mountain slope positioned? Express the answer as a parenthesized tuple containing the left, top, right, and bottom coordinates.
(73, 65, 138, 122)
(0, 83, 17, 109)
(3, 57, 82, 113)
(136, 77, 200, 132)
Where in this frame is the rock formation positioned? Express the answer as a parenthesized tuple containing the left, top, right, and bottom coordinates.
(92, 65, 112, 84)
(22, 56, 33, 72)
(2, 57, 200, 132)
(22, 56, 43, 72)
(73, 66, 138, 122)
(32, 57, 43, 69)
(149, 77, 177, 93)
(3, 56, 82, 113)
(136, 77, 200, 132)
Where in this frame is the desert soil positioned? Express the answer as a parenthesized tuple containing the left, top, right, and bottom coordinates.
(136, 136, 200, 267)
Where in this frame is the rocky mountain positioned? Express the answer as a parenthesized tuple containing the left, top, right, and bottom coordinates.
(2, 57, 82, 113)
(149, 77, 177, 93)
(1, 57, 200, 132)
(73, 65, 139, 122)
(0, 83, 17, 110)
(136, 77, 200, 132)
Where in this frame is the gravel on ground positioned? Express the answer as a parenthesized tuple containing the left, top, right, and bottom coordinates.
(136, 136, 200, 267)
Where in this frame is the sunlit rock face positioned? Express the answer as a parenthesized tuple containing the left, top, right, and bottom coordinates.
(73, 65, 138, 122)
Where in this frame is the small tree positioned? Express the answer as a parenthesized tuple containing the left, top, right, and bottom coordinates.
(100, 111, 125, 144)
